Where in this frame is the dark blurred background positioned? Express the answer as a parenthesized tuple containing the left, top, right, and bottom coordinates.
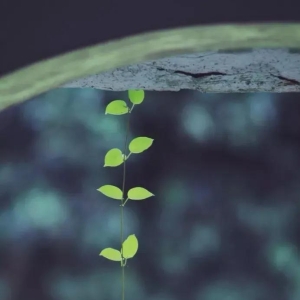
(0, 89, 300, 300)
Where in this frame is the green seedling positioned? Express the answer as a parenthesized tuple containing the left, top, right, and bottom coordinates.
(97, 90, 155, 300)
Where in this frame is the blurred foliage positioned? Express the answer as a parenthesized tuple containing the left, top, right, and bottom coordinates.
(0, 88, 300, 300)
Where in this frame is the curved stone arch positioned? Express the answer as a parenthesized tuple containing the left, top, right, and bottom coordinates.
(0, 23, 300, 112)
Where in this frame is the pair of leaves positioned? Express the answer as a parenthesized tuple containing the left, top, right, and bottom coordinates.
(97, 185, 154, 201)
(100, 234, 138, 262)
(105, 90, 145, 115)
(104, 137, 154, 167)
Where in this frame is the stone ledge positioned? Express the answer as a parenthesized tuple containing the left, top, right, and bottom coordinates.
(63, 49, 300, 93)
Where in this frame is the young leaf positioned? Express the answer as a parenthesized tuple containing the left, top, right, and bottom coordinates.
(97, 185, 123, 200)
(104, 148, 124, 167)
(128, 187, 154, 200)
(100, 248, 122, 261)
(105, 100, 129, 115)
(128, 90, 145, 105)
(129, 137, 154, 154)
(122, 234, 138, 259)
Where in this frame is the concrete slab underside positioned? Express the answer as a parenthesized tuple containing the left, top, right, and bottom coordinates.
(63, 49, 300, 93)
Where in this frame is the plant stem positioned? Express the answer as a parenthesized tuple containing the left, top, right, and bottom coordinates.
(126, 152, 132, 160)
(122, 262, 125, 299)
(122, 198, 129, 206)
(120, 106, 131, 300)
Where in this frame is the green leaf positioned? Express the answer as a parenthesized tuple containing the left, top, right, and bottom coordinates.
(129, 137, 154, 154)
(122, 234, 138, 259)
(100, 248, 122, 261)
(104, 148, 124, 167)
(128, 187, 154, 200)
(105, 100, 129, 115)
(97, 185, 123, 200)
(128, 90, 145, 105)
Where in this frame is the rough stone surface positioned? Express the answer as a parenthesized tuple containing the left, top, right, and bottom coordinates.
(63, 49, 300, 92)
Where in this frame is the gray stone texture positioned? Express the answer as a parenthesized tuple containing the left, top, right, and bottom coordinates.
(63, 49, 300, 93)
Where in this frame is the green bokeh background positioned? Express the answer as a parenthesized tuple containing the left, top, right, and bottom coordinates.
(0, 89, 300, 300)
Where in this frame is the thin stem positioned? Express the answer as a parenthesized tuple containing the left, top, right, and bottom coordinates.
(126, 152, 132, 160)
(120, 107, 131, 300)
(122, 263, 125, 298)
(129, 104, 135, 113)
(122, 198, 129, 206)
(120, 185, 124, 300)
